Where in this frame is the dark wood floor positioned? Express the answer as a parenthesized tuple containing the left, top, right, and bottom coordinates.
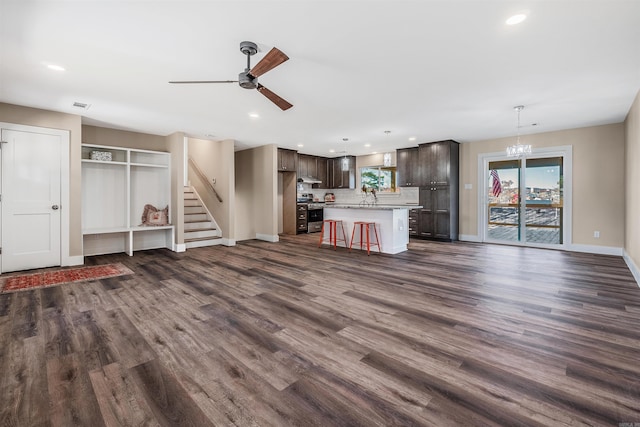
(1, 234, 640, 426)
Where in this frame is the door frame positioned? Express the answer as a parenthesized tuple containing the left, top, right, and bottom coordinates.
(0, 122, 71, 272)
(477, 145, 573, 249)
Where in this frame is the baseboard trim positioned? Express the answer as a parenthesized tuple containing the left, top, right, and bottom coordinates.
(567, 244, 624, 256)
(256, 233, 279, 243)
(64, 255, 84, 267)
(221, 238, 236, 247)
(458, 236, 624, 257)
(173, 243, 186, 253)
(623, 250, 640, 288)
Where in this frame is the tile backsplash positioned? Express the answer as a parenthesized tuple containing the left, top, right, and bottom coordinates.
(299, 184, 419, 205)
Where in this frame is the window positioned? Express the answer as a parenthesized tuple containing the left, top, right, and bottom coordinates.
(360, 166, 396, 192)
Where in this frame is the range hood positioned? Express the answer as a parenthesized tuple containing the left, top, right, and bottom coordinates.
(298, 177, 322, 184)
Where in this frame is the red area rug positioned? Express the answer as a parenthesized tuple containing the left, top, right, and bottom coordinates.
(0, 263, 133, 293)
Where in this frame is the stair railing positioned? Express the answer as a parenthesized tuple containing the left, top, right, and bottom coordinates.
(188, 157, 223, 203)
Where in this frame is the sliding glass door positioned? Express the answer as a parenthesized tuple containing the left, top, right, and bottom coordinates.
(485, 153, 567, 247)
(487, 160, 521, 242)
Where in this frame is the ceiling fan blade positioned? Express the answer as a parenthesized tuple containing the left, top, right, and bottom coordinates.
(257, 84, 293, 111)
(249, 47, 289, 77)
(169, 80, 237, 84)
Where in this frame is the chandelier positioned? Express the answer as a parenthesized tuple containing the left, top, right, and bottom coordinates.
(506, 105, 531, 158)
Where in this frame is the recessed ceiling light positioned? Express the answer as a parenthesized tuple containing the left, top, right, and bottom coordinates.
(372, 151, 378, 154)
(364, 144, 371, 148)
(329, 149, 336, 153)
(46, 64, 65, 72)
(297, 144, 304, 147)
(506, 13, 527, 25)
(408, 137, 416, 141)
(248, 113, 260, 119)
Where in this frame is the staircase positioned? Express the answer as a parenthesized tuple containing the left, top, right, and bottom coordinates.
(183, 186, 222, 248)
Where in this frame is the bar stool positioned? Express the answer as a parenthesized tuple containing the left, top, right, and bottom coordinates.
(349, 221, 381, 255)
(318, 219, 347, 250)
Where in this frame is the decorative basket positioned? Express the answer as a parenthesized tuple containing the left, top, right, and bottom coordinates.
(90, 150, 112, 161)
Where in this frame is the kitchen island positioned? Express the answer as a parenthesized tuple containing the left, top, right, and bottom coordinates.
(322, 204, 421, 254)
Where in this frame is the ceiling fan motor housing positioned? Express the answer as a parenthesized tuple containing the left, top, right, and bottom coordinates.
(238, 71, 257, 89)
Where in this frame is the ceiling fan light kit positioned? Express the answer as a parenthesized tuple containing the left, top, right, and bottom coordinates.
(170, 41, 293, 111)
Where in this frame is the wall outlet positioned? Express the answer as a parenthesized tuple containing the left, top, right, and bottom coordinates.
(594, 231, 600, 238)
(464, 183, 472, 190)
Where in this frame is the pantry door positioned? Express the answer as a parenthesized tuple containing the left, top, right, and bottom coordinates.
(1, 125, 67, 272)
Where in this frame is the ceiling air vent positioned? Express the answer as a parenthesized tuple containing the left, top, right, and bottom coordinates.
(72, 102, 91, 110)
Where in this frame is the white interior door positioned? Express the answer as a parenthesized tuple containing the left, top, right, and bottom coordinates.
(1, 128, 62, 272)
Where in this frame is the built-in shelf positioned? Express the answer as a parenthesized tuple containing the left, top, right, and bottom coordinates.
(81, 143, 174, 256)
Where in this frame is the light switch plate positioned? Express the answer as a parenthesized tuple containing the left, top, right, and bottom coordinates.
(464, 183, 472, 190)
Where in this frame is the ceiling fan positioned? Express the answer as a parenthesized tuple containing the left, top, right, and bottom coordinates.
(169, 41, 292, 111)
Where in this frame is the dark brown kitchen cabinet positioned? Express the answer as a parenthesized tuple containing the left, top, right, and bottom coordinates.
(297, 154, 329, 187)
(416, 140, 459, 241)
(316, 157, 328, 187)
(298, 154, 318, 179)
(277, 148, 297, 172)
(418, 186, 456, 240)
(418, 140, 457, 186)
(328, 156, 355, 189)
(296, 204, 308, 234)
(408, 208, 419, 236)
(396, 147, 420, 187)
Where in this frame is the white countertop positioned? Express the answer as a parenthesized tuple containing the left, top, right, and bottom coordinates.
(324, 204, 422, 210)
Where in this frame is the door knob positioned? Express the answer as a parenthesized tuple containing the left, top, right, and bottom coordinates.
(52, 205, 59, 210)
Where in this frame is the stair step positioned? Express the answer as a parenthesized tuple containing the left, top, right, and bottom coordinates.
(183, 186, 221, 249)
(185, 206, 207, 214)
(185, 235, 221, 242)
(185, 221, 215, 230)
(185, 236, 223, 249)
(184, 229, 219, 239)
(185, 227, 217, 232)
(184, 213, 208, 221)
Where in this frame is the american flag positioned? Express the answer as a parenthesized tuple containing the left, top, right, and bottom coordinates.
(491, 169, 502, 197)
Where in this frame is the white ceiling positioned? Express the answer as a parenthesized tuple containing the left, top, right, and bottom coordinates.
(1, 1, 639, 156)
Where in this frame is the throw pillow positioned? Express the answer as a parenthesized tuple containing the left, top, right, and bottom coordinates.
(141, 204, 169, 226)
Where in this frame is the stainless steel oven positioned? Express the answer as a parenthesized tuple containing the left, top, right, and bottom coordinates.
(307, 204, 324, 233)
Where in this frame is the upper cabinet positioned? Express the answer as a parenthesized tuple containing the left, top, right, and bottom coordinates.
(396, 147, 420, 187)
(278, 148, 297, 172)
(317, 157, 328, 188)
(289, 151, 354, 189)
(328, 156, 355, 189)
(297, 154, 318, 179)
(297, 154, 330, 187)
(418, 140, 458, 186)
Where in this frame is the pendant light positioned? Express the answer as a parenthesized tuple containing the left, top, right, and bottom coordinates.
(383, 131, 392, 166)
(341, 137, 350, 171)
(506, 105, 532, 158)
